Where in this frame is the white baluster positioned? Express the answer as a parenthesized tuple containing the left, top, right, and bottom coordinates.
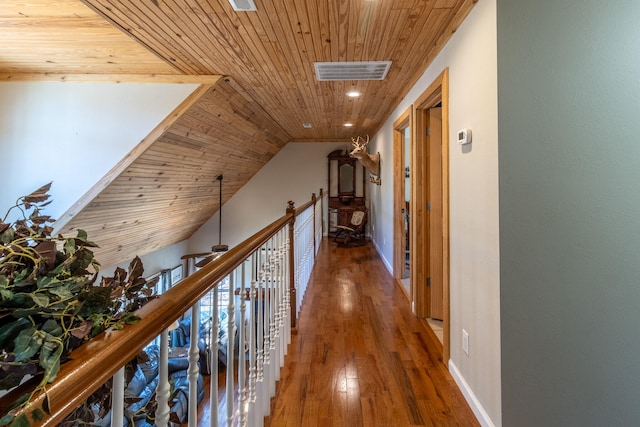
(156, 329, 171, 427)
(277, 230, 286, 368)
(268, 238, 278, 399)
(189, 304, 200, 427)
(272, 235, 282, 381)
(210, 285, 219, 427)
(262, 241, 273, 413)
(284, 229, 291, 347)
(248, 253, 258, 427)
(227, 271, 236, 426)
(256, 246, 266, 418)
(111, 367, 124, 427)
(239, 261, 248, 426)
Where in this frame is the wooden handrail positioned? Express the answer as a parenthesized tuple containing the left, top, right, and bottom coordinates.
(294, 196, 315, 217)
(3, 210, 297, 426)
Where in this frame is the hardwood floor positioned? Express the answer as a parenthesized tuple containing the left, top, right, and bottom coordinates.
(264, 239, 479, 427)
(192, 239, 478, 426)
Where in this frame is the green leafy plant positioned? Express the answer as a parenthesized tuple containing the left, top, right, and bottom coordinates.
(0, 184, 158, 426)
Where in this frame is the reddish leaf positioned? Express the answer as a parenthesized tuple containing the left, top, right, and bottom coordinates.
(112, 267, 127, 285)
(100, 276, 114, 288)
(70, 321, 93, 339)
(128, 257, 144, 282)
(30, 215, 52, 225)
(146, 276, 160, 288)
(22, 183, 52, 204)
(34, 241, 56, 268)
(42, 225, 54, 237)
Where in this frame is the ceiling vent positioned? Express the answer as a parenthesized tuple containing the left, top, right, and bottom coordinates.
(228, 0, 257, 11)
(314, 61, 392, 81)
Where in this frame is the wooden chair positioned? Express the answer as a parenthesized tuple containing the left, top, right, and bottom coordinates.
(334, 208, 367, 246)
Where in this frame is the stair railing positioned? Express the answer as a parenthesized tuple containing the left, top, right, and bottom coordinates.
(1, 191, 323, 427)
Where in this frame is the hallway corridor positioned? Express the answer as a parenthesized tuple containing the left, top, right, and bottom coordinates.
(264, 239, 479, 426)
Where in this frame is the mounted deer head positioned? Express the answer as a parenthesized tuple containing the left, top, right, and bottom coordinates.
(350, 135, 381, 185)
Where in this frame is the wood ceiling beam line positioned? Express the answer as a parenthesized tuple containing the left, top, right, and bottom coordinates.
(0, 73, 222, 84)
(53, 82, 219, 234)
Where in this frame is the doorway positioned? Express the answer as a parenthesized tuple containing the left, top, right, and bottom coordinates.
(412, 69, 450, 362)
(393, 107, 412, 299)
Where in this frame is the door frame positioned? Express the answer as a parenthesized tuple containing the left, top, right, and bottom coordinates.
(412, 68, 450, 362)
(393, 107, 412, 287)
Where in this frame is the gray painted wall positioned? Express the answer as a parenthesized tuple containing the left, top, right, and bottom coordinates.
(498, 1, 640, 425)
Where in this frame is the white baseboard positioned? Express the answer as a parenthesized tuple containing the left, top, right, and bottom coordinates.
(371, 238, 394, 275)
(449, 360, 497, 427)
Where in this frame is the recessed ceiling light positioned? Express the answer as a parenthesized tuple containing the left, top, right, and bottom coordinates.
(303, 123, 313, 128)
(346, 91, 361, 97)
(343, 123, 354, 127)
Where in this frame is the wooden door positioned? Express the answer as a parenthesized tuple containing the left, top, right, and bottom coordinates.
(428, 107, 444, 320)
(393, 108, 412, 288)
(412, 68, 450, 362)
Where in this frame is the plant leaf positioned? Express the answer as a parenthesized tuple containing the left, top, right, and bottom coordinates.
(41, 319, 63, 337)
(22, 183, 52, 205)
(0, 414, 14, 426)
(128, 257, 144, 282)
(14, 327, 42, 362)
(42, 394, 50, 414)
(0, 317, 30, 348)
(29, 215, 52, 226)
(77, 287, 111, 317)
(40, 337, 63, 383)
(64, 237, 76, 255)
(70, 248, 96, 274)
(1, 226, 15, 244)
(0, 362, 38, 390)
(75, 229, 88, 241)
(34, 241, 56, 268)
(47, 284, 74, 300)
(31, 293, 49, 308)
(0, 288, 13, 301)
(30, 409, 44, 422)
(120, 313, 141, 325)
(70, 321, 93, 339)
(9, 414, 29, 427)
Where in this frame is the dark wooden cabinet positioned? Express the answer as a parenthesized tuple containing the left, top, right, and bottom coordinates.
(327, 148, 366, 235)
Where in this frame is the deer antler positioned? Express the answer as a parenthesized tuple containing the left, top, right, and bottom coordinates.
(351, 135, 370, 148)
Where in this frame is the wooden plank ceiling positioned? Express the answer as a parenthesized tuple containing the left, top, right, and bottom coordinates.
(2, 0, 476, 140)
(1, 0, 477, 267)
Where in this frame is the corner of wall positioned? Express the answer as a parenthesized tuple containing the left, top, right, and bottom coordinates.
(371, 236, 393, 275)
(449, 360, 498, 427)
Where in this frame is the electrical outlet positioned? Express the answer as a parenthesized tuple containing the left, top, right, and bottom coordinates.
(462, 329, 469, 356)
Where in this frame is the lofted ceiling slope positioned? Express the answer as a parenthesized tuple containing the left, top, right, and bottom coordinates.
(55, 77, 291, 268)
(1, 0, 477, 267)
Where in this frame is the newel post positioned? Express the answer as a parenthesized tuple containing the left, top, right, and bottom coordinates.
(311, 192, 317, 255)
(286, 201, 297, 329)
(319, 188, 324, 237)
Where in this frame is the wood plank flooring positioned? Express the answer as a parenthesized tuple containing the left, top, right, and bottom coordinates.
(264, 239, 479, 427)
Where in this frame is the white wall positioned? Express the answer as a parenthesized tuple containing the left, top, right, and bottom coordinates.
(99, 141, 344, 283)
(0, 81, 343, 285)
(370, 1, 500, 425)
(0, 82, 197, 222)
(188, 141, 346, 253)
